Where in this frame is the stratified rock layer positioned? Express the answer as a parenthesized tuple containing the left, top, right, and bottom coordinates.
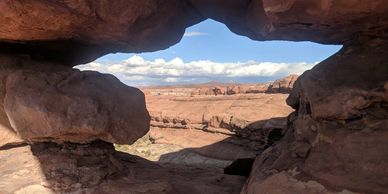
(243, 40, 388, 194)
(4, 68, 150, 144)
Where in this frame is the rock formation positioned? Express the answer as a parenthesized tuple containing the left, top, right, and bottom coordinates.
(142, 76, 300, 97)
(5, 69, 150, 144)
(0, 55, 150, 146)
(266, 74, 298, 93)
(142, 82, 271, 97)
(139, 92, 292, 169)
(0, 0, 203, 64)
(0, 0, 387, 193)
(146, 93, 292, 146)
(1, 0, 387, 65)
(242, 40, 388, 194)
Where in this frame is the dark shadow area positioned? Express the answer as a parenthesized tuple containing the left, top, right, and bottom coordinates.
(0, 142, 28, 150)
(0, 40, 117, 65)
(0, 140, 247, 194)
(155, 117, 289, 177)
(224, 158, 255, 177)
(0, 117, 288, 193)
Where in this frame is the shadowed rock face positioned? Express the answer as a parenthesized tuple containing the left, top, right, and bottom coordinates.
(1, 0, 388, 64)
(224, 158, 255, 177)
(0, 55, 69, 147)
(243, 40, 388, 194)
(0, 0, 203, 64)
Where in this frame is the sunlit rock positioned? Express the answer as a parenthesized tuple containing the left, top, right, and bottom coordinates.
(266, 74, 298, 93)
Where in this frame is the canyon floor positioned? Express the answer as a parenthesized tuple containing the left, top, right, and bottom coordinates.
(116, 84, 293, 172)
(0, 82, 294, 194)
(0, 75, 297, 194)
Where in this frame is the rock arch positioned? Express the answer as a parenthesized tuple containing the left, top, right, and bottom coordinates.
(0, 1, 387, 193)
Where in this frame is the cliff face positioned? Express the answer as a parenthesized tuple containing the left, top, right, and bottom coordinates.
(243, 40, 388, 194)
(0, 1, 387, 193)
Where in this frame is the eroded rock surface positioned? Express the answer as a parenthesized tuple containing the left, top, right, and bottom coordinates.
(145, 92, 292, 145)
(1, 0, 388, 64)
(0, 55, 68, 147)
(0, 0, 202, 64)
(4, 68, 150, 144)
(190, 0, 388, 44)
(243, 40, 388, 194)
(0, 55, 150, 146)
(118, 92, 293, 170)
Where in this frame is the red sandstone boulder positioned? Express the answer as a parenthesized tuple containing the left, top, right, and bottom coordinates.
(4, 69, 150, 144)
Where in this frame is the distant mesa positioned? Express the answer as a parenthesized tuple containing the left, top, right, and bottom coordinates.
(141, 75, 299, 97)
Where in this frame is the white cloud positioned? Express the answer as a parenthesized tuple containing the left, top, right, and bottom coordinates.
(183, 31, 208, 37)
(164, 77, 178, 83)
(76, 55, 316, 86)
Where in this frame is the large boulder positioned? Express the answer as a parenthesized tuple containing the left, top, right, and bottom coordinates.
(0, 55, 62, 147)
(0, 68, 23, 147)
(4, 67, 150, 144)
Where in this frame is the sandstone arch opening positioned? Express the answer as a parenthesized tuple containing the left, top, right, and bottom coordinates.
(0, 1, 387, 194)
(75, 18, 342, 180)
(77, 19, 342, 86)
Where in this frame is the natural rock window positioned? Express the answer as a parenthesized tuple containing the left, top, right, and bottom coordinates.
(0, 1, 387, 194)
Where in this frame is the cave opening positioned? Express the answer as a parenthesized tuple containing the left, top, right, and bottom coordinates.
(76, 19, 341, 174)
(1, 1, 387, 193)
(78, 19, 341, 87)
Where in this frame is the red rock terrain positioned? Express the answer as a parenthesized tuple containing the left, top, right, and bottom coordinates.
(0, 142, 246, 194)
(122, 85, 294, 168)
(0, 1, 387, 194)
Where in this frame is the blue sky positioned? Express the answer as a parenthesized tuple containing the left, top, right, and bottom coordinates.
(78, 19, 341, 86)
